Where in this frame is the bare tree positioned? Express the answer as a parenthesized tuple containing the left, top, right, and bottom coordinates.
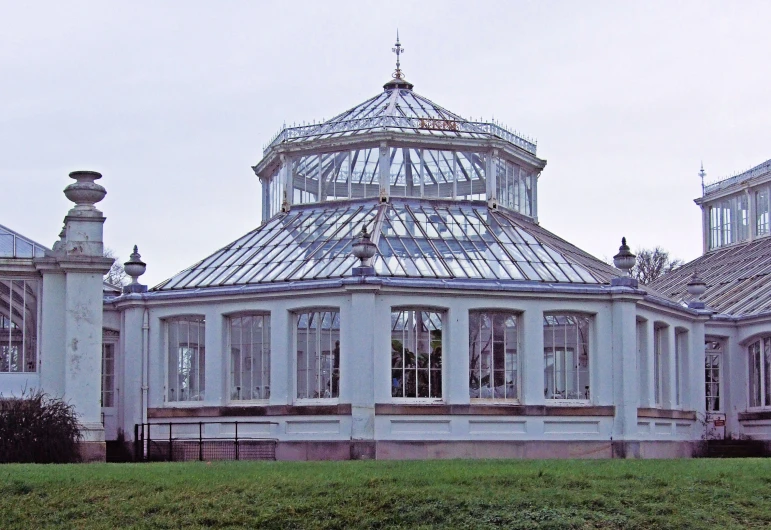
(632, 247, 683, 285)
(103, 248, 127, 287)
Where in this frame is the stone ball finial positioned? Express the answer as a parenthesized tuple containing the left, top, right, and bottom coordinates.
(64, 171, 106, 211)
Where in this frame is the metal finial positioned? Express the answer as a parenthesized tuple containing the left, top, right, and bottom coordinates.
(392, 30, 405, 79)
(699, 162, 706, 195)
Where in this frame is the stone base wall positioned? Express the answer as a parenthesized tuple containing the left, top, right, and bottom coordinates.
(272, 440, 705, 461)
(78, 441, 106, 463)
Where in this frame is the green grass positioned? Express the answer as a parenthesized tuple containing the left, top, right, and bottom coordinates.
(1, 459, 770, 529)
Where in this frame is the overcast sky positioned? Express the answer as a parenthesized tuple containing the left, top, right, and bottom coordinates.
(2, 1, 770, 286)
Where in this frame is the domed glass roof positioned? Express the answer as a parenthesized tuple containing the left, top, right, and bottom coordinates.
(153, 197, 617, 291)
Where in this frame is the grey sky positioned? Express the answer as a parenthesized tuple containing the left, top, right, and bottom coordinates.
(2, 1, 769, 286)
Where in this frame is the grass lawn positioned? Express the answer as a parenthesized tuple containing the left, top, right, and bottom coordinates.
(1, 459, 770, 529)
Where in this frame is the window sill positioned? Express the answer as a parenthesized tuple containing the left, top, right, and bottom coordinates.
(148, 404, 352, 418)
(637, 408, 697, 420)
(738, 410, 771, 421)
(375, 403, 615, 417)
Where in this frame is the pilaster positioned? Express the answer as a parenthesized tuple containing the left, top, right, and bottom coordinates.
(345, 289, 376, 440)
(521, 306, 545, 404)
(610, 296, 639, 442)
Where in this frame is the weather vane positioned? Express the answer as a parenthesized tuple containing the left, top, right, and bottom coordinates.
(392, 30, 404, 79)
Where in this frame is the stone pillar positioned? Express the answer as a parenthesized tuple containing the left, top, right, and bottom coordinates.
(345, 287, 377, 457)
(269, 304, 291, 406)
(521, 305, 545, 405)
(610, 294, 640, 449)
(57, 171, 114, 461)
(445, 303, 469, 405)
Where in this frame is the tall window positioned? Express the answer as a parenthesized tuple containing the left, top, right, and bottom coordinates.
(229, 314, 270, 401)
(0, 279, 38, 373)
(167, 317, 205, 402)
(748, 337, 771, 409)
(391, 309, 443, 399)
(543, 314, 590, 401)
(756, 187, 770, 236)
(296, 310, 340, 399)
(469, 311, 518, 400)
(101, 343, 115, 407)
(705, 340, 722, 412)
(709, 193, 750, 249)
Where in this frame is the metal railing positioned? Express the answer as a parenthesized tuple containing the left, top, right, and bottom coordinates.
(134, 421, 278, 462)
(264, 116, 538, 155)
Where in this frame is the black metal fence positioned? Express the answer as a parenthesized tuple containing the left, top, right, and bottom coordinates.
(134, 421, 278, 462)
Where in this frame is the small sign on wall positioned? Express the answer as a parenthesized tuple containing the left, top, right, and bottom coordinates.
(713, 419, 726, 427)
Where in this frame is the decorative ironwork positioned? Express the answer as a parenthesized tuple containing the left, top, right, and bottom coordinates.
(262, 86, 537, 155)
(704, 158, 771, 195)
(392, 30, 405, 79)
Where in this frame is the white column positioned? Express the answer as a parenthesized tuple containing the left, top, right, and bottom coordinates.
(665, 326, 677, 409)
(521, 306, 545, 404)
(485, 150, 497, 202)
(445, 303, 469, 404)
(117, 304, 145, 440)
(205, 309, 225, 405)
(645, 322, 656, 407)
(345, 289, 376, 440)
(379, 142, 390, 201)
(280, 154, 293, 209)
(688, 320, 707, 416)
(702, 205, 710, 254)
(747, 189, 755, 241)
(269, 306, 291, 405)
(38, 269, 66, 398)
(610, 297, 640, 440)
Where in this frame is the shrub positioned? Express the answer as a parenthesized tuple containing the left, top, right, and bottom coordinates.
(0, 389, 81, 463)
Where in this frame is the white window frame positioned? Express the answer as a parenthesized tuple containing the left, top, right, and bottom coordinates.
(748, 336, 771, 410)
(0, 278, 40, 374)
(293, 309, 340, 403)
(469, 310, 519, 402)
(705, 339, 723, 413)
(101, 339, 117, 408)
(227, 313, 271, 403)
(543, 313, 592, 405)
(165, 316, 206, 404)
(390, 307, 445, 403)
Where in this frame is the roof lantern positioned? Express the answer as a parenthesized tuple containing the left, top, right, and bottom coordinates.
(253, 36, 546, 224)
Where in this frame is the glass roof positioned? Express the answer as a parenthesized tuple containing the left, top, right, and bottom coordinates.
(263, 86, 538, 156)
(0, 224, 48, 259)
(154, 199, 617, 291)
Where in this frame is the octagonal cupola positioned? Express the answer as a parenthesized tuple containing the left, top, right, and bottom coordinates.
(253, 36, 546, 223)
